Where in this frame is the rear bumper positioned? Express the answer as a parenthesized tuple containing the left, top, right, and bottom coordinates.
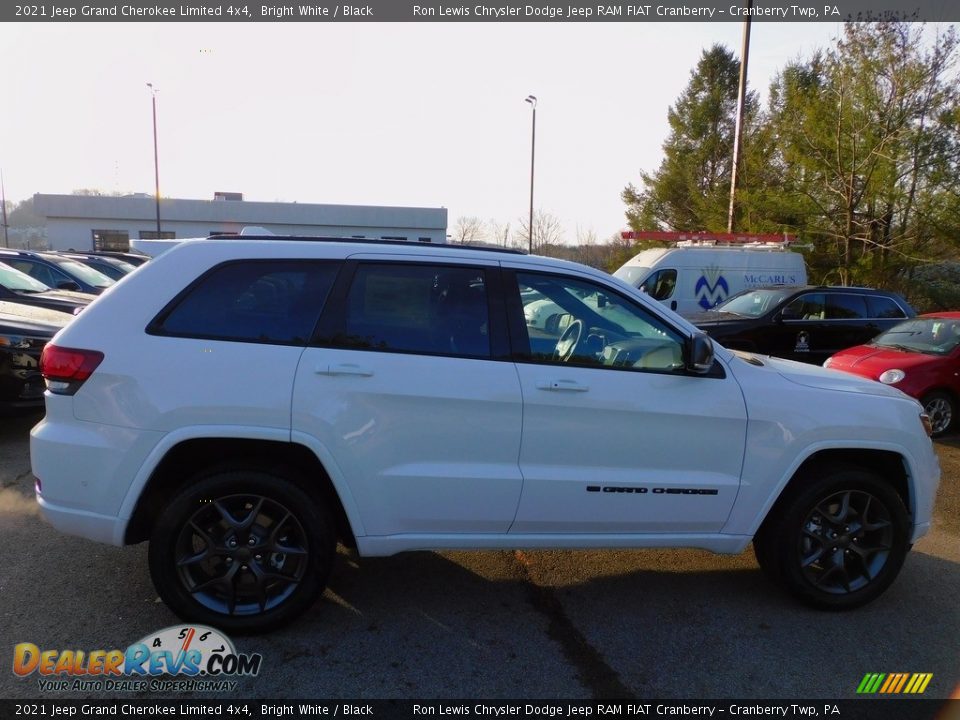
(36, 493, 121, 545)
(30, 405, 164, 546)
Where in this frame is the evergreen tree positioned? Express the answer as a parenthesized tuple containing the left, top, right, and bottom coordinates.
(622, 44, 757, 233)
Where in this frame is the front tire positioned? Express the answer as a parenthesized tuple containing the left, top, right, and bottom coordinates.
(148, 470, 335, 633)
(756, 467, 910, 610)
(921, 391, 954, 437)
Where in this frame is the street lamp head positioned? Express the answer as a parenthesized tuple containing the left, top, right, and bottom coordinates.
(525, 95, 537, 107)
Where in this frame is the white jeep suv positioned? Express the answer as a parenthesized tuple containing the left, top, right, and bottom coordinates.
(31, 238, 940, 632)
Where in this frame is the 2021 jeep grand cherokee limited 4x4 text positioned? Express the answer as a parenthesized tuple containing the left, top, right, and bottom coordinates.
(31, 238, 940, 632)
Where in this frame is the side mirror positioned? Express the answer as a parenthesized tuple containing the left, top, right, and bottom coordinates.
(57, 281, 82, 292)
(686, 332, 715, 374)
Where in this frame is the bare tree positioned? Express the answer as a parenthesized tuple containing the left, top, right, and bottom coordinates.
(451, 216, 486, 245)
(516, 210, 565, 253)
(487, 219, 511, 248)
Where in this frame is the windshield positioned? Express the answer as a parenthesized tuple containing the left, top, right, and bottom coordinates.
(111, 260, 137, 273)
(0, 261, 51, 292)
(873, 318, 960, 355)
(612, 266, 650, 286)
(714, 288, 796, 317)
(49, 258, 115, 288)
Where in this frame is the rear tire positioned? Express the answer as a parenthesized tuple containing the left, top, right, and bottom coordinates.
(148, 469, 335, 633)
(756, 466, 910, 610)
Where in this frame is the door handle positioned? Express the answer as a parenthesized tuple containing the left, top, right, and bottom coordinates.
(316, 364, 374, 377)
(536, 380, 589, 392)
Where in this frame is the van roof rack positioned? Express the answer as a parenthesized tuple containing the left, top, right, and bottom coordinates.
(206, 234, 528, 255)
(621, 231, 799, 248)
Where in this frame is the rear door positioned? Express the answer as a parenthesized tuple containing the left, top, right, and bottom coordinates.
(292, 257, 524, 537)
(823, 293, 872, 356)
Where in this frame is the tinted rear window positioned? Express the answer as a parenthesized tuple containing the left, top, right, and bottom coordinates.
(826, 294, 867, 319)
(334, 263, 491, 358)
(151, 260, 339, 345)
(867, 296, 908, 319)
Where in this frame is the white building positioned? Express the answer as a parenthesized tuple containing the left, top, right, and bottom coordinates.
(33, 193, 448, 251)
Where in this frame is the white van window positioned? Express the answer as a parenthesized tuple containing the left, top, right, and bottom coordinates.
(613, 265, 650, 286)
(639, 269, 677, 300)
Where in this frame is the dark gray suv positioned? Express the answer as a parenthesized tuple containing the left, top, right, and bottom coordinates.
(689, 285, 915, 364)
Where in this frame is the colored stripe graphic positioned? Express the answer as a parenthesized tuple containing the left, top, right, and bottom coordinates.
(857, 673, 932, 694)
(892, 674, 909, 693)
(857, 674, 884, 694)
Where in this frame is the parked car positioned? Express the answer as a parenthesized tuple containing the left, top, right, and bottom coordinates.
(0, 262, 95, 315)
(0, 249, 114, 295)
(689, 286, 915, 364)
(31, 238, 939, 632)
(825, 312, 960, 437)
(81, 250, 151, 267)
(0, 301, 72, 413)
(55, 252, 138, 281)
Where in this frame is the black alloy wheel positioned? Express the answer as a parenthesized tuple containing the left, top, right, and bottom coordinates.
(754, 466, 909, 610)
(149, 470, 335, 633)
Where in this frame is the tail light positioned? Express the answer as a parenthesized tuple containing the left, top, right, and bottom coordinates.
(40, 345, 104, 395)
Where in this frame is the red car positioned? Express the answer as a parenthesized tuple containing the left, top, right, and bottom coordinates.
(825, 312, 960, 437)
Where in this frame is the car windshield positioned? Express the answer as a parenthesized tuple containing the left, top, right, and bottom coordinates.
(49, 258, 114, 288)
(110, 259, 137, 273)
(0, 261, 51, 292)
(873, 318, 960, 355)
(612, 266, 650, 286)
(713, 288, 797, 317)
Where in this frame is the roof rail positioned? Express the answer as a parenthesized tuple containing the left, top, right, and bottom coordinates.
(206, 234, 528, 255)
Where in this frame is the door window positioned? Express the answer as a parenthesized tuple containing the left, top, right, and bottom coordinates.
(639, 269, 677, 300)
(826, 294, 867, 319)
(7, 260, 65, 288)
(514, 272, 684, 372)
(782, 293, 825, 321)
(336, 264, 491, 358)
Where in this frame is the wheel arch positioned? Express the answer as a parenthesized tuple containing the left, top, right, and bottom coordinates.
(123, 436, 359, 549)
(757, 448, 912, 536)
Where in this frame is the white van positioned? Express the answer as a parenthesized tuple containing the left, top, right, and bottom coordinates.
(613, 244, 807, 316)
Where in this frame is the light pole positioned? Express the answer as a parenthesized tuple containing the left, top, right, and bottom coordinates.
(147, 83, 161, 237)
(727, 0, 752, 233)
(525, 95, 537, 254)
(0, 169, 9, 248)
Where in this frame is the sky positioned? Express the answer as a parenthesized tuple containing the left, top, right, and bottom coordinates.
(1, 21, 867, 242)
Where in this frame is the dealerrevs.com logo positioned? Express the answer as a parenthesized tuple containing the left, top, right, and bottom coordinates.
(12, 625, 262, 693)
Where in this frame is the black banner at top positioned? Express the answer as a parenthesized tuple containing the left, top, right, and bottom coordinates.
(4, 0, 960, 22)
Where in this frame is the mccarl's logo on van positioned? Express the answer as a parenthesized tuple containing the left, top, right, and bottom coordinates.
(694, 266, 729, 310)
(12, 625, 262, 693)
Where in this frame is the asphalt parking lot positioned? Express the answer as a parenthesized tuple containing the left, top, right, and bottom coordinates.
(1, 410, 958, 701)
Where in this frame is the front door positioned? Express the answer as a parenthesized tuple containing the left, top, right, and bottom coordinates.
(507, 269, 747, 534)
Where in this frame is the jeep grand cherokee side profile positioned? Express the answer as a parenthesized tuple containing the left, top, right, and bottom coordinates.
(31, 238, 940, 632)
